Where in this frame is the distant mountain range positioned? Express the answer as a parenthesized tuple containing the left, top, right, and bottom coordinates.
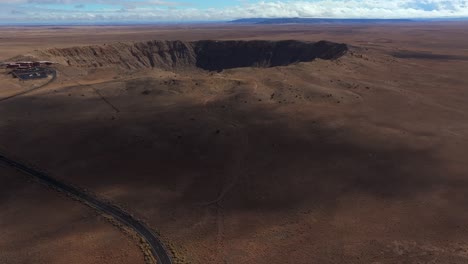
(230, 18, 415, 24)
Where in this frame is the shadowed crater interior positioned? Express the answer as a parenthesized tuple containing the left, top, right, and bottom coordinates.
(193, 40, 348, 71)
(40, 40, 348, 71)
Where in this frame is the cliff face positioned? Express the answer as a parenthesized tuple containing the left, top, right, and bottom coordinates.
(194, 40, 348, 71)
(40, 40, 348, 71)
(43, 41, 196, 69)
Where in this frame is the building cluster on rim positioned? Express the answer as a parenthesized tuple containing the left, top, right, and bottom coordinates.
(1, 61, 54, 70)
(1, 61, 56, 81)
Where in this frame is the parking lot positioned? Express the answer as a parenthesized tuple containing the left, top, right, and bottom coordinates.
(11, 67, 54, 80)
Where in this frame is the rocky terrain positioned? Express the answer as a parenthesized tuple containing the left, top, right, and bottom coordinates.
(37, 40, 347, 71)
(1, 24, 468, 264)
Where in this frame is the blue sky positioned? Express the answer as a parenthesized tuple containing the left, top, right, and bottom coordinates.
(1, 0, 468, 24)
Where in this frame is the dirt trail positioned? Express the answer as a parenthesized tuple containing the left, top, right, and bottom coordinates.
(0, 69, 56, 103)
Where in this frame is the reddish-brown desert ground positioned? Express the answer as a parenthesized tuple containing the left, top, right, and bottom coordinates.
(1, 23, 468, 264)
(0, 165, 145, 264)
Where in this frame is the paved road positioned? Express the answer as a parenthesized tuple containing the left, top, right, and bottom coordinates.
(0, 154, 172, 264)
(0, 69, 57, 103)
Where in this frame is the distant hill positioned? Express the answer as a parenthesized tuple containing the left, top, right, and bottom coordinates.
(230, 18, 414, 24)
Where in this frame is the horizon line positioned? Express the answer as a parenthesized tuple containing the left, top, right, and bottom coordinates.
(1, 17, 468, 26)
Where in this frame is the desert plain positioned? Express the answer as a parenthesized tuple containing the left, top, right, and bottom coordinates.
(1, 22, 468, 264)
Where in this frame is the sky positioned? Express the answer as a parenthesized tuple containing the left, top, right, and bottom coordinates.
(0, 0, 468, 24)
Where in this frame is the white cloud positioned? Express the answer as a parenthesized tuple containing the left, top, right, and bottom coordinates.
(1, 0, 468, 22)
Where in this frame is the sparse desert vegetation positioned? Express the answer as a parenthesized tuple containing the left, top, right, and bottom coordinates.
(1, 23, 468, 263)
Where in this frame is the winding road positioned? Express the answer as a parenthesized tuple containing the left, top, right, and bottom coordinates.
(0, 69, 57, 103)
(0, 153, 172, 264)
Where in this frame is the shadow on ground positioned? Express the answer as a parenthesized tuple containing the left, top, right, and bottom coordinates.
(0, 89, 453, 214)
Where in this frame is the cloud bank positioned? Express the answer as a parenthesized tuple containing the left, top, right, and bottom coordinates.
(1, 0, 468, 23)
